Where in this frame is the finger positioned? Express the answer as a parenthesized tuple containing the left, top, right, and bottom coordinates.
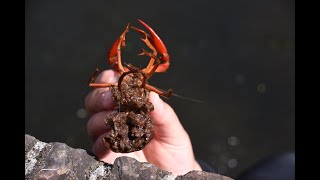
(92, 132, 115, 161)
(85, 70, 120, 113)
(87, 110, 117, 142)
(92, 132, 130, 163)
(93, 69, 120, 83)
(92, 132, 147, 163)
(148, 92, 189, 142)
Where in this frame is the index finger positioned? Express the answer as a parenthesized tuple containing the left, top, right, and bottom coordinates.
(85, 69, 120, 113)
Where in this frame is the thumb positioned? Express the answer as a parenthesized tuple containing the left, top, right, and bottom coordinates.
(148, 92, 189, 144)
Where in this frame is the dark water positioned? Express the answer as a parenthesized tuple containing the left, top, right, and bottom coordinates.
(25, 0, 294, 178)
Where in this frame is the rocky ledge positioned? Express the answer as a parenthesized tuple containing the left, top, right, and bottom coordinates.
(25, 134, 233, 180)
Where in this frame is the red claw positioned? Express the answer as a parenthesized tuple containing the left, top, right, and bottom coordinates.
(90, 20, 173, 97)
(108, 24, 130, 73)
(137, 20, 169, 59)
(136, 19, 170, 72)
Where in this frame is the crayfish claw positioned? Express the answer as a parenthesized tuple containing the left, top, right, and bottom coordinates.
(138, 48, 148, 56)
(108, 23, 130, 73)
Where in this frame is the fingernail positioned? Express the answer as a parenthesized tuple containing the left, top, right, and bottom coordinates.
(149, 91, 161, 104)
(101, 91, 116, 108)
(92, 138, 105, 158)
(109, 76, 118, 83)
(92, 137, 111, 159)
(106, 71, 119, 83)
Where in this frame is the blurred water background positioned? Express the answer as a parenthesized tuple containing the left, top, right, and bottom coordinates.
(25, 0, 294, 178)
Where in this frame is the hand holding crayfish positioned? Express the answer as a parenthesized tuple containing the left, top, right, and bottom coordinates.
(85, 20, 202, 175)
(85, 69, 202, 175)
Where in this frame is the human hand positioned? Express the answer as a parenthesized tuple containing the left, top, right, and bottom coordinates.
(85, 69, 202, 175)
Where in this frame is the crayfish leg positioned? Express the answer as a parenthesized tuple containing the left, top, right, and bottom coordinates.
(89, 83, 115, 88)
(145, 84, 173, 98)
(88, 68, 116, 88)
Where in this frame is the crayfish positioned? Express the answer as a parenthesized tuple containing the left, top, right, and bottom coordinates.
(89, 19, 172, 153)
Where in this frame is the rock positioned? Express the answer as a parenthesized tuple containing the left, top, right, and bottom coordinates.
(25, 134, 233, 180)
(176, 171, 232, 180)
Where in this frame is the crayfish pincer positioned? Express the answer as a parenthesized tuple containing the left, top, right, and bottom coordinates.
(89, 19, 173, 153)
